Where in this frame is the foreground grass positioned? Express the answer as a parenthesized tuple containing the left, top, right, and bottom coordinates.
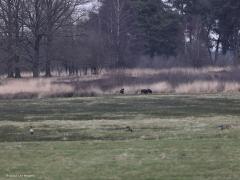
(0, 94, 240, 179)
(1, 139, 240, 180)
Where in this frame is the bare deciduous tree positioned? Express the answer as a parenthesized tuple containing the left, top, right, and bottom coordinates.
(22, 0, 46, 77)
(43, 0, 86, 77)
(0, 0, 24, 78)
(97, 0, 134, 67)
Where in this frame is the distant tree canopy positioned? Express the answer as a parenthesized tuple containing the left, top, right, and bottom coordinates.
(132, 0, 181, 57)
(169, 0, 240, 64)
(0, 0, 240, 77)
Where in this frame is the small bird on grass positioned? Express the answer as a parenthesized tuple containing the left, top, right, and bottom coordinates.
(29, 126, 34, 135)
(126, 126, 133, 132)
(218, 124, 231, 130)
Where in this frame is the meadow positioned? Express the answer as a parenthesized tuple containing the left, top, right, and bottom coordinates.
(0, 94, 240, 179)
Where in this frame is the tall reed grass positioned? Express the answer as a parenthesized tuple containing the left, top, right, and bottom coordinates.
(0, 66, 239, 98)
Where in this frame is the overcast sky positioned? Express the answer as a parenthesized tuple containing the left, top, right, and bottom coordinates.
(81, 0, 100, 10)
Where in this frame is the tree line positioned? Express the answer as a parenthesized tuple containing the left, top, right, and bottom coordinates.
(0, 0, 88, 78)
(0, 0, 240, 78)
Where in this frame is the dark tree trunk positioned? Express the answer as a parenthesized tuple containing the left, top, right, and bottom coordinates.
(33, 58, 39, 78)
(45, 62, 51, 77)
(33, 38, 40, 78)
(84, 67, 88, 75)
(45, 35, 52, 77)
(214, 37, 220, 64)
(14, 55, 21, 78)
(207, 47, 213, 65)
(7, 72, 14, 78)
(7, 57, 14, 78)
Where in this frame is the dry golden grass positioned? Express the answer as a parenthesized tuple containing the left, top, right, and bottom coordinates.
(0, 66, 240, 98)
(0, 78, 73, 98)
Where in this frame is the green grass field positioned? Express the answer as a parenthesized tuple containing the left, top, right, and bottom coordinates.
(1, 94, 240, 180)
